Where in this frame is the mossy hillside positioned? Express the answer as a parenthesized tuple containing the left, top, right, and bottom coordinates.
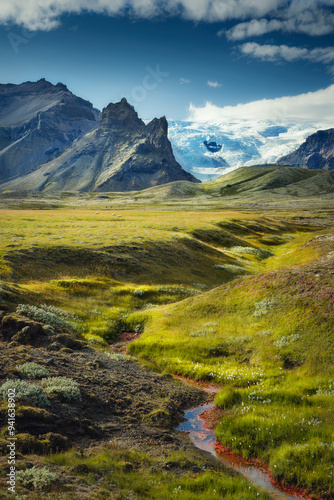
(0, 343, 270, 499)
(0, 206, 331, 498)
(0, 209, 263, 283)
(200, 166, 322, 196)
(41, 445, 271, 500)
(129, 269, 334, 497)
(129, 269, 334, 378)
(0, 208, 315, 343)
(0, 209, 310, 281)
(2, 166, 331, 209)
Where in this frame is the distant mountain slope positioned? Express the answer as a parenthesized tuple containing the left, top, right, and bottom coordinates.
(0, 79, 100, 181)
(1, 98, 199, 192)
(202, 166, 321, 195)
(122, 166, 333, 202)
(168, 120, 327, 181)
(276, 128, 334, 170)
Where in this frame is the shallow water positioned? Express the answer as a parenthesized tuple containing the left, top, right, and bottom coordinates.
(177, 400, 305, 500)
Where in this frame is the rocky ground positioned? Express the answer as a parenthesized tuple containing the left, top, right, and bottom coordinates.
(0, 312, 221, 498)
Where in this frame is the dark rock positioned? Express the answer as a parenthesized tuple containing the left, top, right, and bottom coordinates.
(53, 333, 83, 350)
(49, 342, 62, 351)
(12, 326, 33, 345)
(277, 128, 334, 170)
(59, 347, 73, 354)
(42, 432, 70, 452)
(0, 79, 100, 182)
(1, 94, 200, 192)
(1, 314, 46, 342)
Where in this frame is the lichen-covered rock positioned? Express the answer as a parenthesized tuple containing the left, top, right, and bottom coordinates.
(1, 314, 46, 342)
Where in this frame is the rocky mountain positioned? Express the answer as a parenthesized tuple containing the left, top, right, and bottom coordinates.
(1, 96, 198, 192)
(0, 79, 100, 182)
(276, 128, 334, 170)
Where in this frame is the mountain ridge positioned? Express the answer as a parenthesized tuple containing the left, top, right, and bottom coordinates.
(276, 128, 334, 170)
(0, 79, 100, 182)
(0, 88, 198, 192)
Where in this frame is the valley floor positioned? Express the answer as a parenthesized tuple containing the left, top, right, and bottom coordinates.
(0, 198, 333, 499)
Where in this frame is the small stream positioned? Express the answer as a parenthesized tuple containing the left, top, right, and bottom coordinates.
(177, 390, 306, 500)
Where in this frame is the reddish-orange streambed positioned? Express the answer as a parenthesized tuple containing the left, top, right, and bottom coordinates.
(176, 384, 314, 500)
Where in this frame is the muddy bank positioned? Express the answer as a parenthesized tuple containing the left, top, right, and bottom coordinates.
(177, 385, 318, 500)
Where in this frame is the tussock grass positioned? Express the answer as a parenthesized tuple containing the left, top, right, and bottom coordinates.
(45, 445, 270, 499)
(0, 206, 329, 497)
(129, 270, 334, 496)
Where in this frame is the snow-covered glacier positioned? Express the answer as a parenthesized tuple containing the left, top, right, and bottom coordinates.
(168, 119, 329, 181)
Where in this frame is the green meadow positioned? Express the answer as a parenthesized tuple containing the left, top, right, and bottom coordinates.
(0, 200, 333, 498)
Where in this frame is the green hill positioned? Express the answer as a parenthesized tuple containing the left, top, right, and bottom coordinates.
(129, 230, 334, 498)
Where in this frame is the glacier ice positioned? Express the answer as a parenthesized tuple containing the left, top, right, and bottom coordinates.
(168, 119, 329, 181)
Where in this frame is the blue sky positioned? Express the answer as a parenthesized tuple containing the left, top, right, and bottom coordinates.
(0, 1, 334, 121)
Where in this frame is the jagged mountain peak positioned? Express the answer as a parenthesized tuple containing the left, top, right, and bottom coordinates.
(147, 116, 168, 134)
(0, 83, 199, 192)
(101, 98, 145, 130)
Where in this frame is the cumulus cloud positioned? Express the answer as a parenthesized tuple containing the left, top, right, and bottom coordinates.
(239, 42, 334, 72)
(188, 85, 334, 122)
(0, 1, 333, 44)
(226, 12, 334, 40)
(179, 78, 191, 85)
(225, 2, 334, 40)
(207, 80, 222, 88)
(0, 0, 317, 31)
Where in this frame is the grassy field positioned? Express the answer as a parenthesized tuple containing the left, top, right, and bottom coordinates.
(0, 201, 333, 498)
(128, 225, 334, 498)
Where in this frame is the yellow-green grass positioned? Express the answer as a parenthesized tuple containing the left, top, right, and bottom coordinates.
(0, 208, 321, 347)
(0, 209, 317, 286)
(20, 279, 209, 342)
(0, 209, 305, 251)
(129, 270, 334, 497)
(41, 445, 271, 500)
(0, 209, 263, 284)
(0, 207, 332, 496)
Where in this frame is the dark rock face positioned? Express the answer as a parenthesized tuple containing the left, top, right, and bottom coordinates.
(277, 128, 334, 170)
(204, 141, 222, 153)
(0, 79, 100, 181)
(2, 96, 199, 192)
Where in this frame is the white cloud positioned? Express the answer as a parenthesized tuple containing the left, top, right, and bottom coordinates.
(0, 0, 326, 32)
(226, 19, 286, 40)
(239, 42, 334, 72)
(179, 78, 191, 85)
(207, 80, 222, 88)
(224, 2, 334, 40)
(188, 85, 334, 122)
(226, 10, 334, 40)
